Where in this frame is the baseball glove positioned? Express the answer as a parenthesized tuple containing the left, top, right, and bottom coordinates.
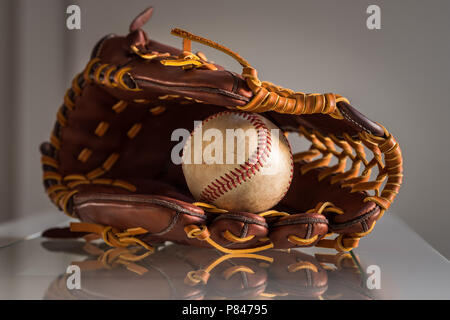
(40, 7, 403, 254)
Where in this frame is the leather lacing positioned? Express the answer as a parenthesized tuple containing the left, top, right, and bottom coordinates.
(292, 124, 402, 251)
(184, 252, 273, 286)
(70, 222, 154, 252)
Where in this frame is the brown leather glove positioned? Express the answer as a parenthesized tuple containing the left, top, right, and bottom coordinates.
(40, 7, 403, 254)
(42, 241, 373, 300)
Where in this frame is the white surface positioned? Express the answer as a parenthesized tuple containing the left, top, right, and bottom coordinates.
(0, 211, 71, 248)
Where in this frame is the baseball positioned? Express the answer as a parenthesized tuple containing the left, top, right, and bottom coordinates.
(182, 111, 293, 213)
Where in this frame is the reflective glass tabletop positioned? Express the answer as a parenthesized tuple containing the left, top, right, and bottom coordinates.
(0, 214, 448, 300)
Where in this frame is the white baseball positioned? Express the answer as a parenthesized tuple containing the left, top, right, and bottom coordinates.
(182, 111, 293, 213)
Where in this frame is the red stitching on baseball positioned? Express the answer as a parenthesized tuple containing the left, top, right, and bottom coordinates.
(198, 111, 273, 203)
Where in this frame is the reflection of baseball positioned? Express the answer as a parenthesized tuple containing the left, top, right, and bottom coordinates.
(182, 111, 293, 213)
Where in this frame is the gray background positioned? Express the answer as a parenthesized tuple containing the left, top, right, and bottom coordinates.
(1, 0, 449, 258)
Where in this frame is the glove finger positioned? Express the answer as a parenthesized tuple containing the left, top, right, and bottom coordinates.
(208, 212, 269, 249)
(268, 213, 328, 249)
(73, 191, 207, 247)
(268, 100, 384, 140)
(280, 162, 381, 236)
(264, 250, 328, 299)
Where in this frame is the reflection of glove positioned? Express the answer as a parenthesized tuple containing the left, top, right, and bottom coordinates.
(264, 251, 374, 300)
(43, 242, 206, 300)
(315, 252, 375, 300)
(40, 6, 403, 254)
(42, 241, 373, 300)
